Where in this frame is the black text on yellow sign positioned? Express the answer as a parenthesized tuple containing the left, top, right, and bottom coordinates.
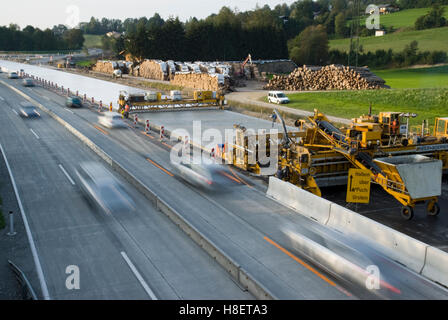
(346, 169, 371, 204)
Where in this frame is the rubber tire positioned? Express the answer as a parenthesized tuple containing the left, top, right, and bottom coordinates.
(427, 202, 440, 216)
(401, 206, 414, 220)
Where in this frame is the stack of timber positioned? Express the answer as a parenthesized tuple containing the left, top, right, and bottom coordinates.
(264, 65, 387, 91)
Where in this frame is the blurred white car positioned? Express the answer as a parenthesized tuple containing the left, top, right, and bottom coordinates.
(76, 162, 135, 215)
(171, 160, 231, 190)
(98, 112, 126, 128)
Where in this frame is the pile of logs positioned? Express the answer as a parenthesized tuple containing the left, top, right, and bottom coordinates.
(264, 65, 387, 91)
(171, 73, 226, 91)
(92, 61, 115, 74)
(133, 60, 167, 80)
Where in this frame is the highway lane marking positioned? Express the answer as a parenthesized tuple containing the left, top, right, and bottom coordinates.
(0, 96, 4, 101)
(229, 166, 253, 188)
(29, 128, 40, 140)
(161, 142, 173, 149)
(64, 108, 74, 114)
(263, 236, 352, 297)
(0, 142, 50, 299)
(58, 164, 76, 185)
(141, 131, 154, 139)
(93, 125, 109, 135)
(220, 171, 241, 184)
(120, 251, 158, 300)
(12, 109, 18, 116)
(146, 158, 174, 177)
(42, 96, 51, 101)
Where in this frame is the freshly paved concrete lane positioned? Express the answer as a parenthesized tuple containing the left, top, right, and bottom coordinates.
(0, 81, 252, 300)
(6, 73, 448, 299)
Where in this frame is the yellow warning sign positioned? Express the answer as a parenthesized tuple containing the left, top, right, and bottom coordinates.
(346, 169, 371, 204)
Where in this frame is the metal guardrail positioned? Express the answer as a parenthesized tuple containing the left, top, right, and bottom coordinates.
(8, 260, 38, 300)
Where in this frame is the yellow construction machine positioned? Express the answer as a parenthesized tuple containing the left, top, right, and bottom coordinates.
(223, 109, 447, 220)
(118, 90, 225, 113)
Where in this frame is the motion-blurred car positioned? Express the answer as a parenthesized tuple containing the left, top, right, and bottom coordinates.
(8, 72, 19, 79)
(75, 162, 135, 215)
(171, 160, 231, 190)
(22, 78, 35, 87)
(19, 103, 40, 118)
(66, 96, 83, 108)
(98, 112, 126, 128)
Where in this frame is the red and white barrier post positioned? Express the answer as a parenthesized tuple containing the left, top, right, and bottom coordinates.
(145, 120, 150, 133)
(98, 100, 102, 112)
(134, 114, 138, 127)
(160, 126, 164, 140)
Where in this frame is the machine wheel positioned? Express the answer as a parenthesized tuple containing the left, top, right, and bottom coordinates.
(401, 206, 414, 220)
(427, 202, 440, 216)
(401, 138, 409, 147)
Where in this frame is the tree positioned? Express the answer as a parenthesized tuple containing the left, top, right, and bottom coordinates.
(415, 4, 447, 30)
(64, 29, 85, 50)
(335, 12, 348, 37)
(288, 24, 329, 65)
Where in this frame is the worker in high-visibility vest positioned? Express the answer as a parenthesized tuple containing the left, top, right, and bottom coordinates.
(124, 104, 130, 119)
(391, 119, 399, 135)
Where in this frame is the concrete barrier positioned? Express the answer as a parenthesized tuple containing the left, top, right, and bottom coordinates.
(0, 79, 275, 300)
(422, 246, 448, 287)
(327, 202, 428, 274)
(267, 177, 331, 224)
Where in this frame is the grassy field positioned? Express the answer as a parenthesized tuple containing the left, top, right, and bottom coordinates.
(330, 26, 448, 53)
(360, 6, 448, 29)
(374, 65, 448, 89)
(83, 34, 103, 49)
(282, 88, 448, 126)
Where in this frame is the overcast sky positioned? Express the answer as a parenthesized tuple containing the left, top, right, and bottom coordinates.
(1, 0, 297, 29)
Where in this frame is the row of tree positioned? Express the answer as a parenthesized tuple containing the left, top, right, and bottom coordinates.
(0, 24, 84, 51)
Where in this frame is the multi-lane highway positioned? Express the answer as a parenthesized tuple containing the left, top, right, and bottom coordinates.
(1, 67, 448, 300)
(0, 79, 253, 300)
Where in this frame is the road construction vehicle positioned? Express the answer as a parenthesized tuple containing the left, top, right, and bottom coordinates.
(118, 90, 226, 113)
(219, 109, 447, 220)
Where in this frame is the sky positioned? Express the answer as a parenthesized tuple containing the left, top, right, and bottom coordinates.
(0, 0, 297, 29)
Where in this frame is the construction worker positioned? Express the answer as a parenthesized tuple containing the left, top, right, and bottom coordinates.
(124, 104, 130, 119)
(391, 118, 399, 135)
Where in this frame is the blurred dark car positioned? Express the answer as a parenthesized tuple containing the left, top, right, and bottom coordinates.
(19, 103, 40, 118)
(75, 162, 135, 215)
(22, 78, 35, 87)
(66, 96, 83, 108)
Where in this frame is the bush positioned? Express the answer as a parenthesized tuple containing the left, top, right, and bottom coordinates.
(329, 41, 447, 68)
(415, 4, 447, 30)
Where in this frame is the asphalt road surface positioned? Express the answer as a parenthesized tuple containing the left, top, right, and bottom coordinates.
(1, 75, 447, 300)
(0, 79, 253, 300)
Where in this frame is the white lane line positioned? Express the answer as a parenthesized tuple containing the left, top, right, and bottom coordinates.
(120, 251, 158, 300)
(58, 164, 76, 185)
(0, 142, 50, 299)
(29, 128, 40, 139)
(64, 108, 74, 114)
(42, 96, 51, 101)
(12, 109, 18, 116)
(0, 96, 4, 101)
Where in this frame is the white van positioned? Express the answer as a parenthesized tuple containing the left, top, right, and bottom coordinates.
(268, 91, 290, 104)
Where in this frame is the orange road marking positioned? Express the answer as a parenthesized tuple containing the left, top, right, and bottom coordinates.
(221, 171, 241, 184)
(264, 236, 352, 297)
(161, 142, 173, 149)
(146, 158, 174, 176)
(93, 125, 109, 135)
(229, 166, 252, 188)
(140, 131, 154, 139)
